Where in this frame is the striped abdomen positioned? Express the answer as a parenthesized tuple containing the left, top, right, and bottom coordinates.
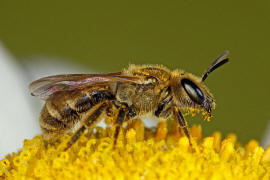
(39, 89, 114, 142)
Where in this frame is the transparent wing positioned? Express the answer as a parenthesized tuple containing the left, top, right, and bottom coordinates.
(29, 73, 143, 100)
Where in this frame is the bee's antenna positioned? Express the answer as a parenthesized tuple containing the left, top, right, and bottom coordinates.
(202, 51, 229, 81)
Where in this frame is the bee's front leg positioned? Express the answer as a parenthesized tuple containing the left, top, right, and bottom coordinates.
(172, 106, 192, 145)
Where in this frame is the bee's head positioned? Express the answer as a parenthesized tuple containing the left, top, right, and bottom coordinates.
(172, 74, 215, 117)
(172, 51, 229, 117)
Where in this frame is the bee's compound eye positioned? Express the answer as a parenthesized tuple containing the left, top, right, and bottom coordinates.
(181, 78, 204, 104)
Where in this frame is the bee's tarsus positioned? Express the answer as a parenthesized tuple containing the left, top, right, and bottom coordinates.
(64, 126, 86, 151)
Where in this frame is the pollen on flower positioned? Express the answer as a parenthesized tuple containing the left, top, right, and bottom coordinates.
(1, 119, 270, 180)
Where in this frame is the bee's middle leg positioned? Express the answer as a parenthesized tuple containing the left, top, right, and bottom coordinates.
(64, 101, 108, 150)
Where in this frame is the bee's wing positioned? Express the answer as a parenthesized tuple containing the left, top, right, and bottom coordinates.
(29, 73, 144, 100)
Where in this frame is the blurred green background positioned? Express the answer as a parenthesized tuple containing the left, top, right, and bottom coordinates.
(0, 0, 269, 144)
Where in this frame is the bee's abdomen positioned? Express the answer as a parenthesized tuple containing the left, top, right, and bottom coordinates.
(62, 105, 80, 122)
(39, 89, 115, 142)
(39, 106, 70, 130)
(39, 105, 77, 142)
(75, 96, 92, 113)
(75, 90, 115, 113)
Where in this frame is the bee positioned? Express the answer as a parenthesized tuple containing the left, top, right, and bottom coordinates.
(30, 51, 229, 149)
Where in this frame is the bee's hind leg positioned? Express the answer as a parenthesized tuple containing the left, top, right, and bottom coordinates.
(113, 104, 129, 146)
(64, 101, 108, 150)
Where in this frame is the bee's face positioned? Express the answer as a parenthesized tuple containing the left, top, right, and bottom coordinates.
(172, 73, 215, 116)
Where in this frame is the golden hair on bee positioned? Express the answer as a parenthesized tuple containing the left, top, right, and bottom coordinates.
(29, 51, 229, 149)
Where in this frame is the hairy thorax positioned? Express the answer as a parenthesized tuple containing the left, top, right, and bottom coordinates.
(115, 83, 159, 116)
(115, 64, 172, 116)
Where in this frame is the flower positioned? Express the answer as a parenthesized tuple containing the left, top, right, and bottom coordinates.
(1, 119, 270, 180)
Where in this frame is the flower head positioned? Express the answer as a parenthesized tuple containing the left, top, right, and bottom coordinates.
(1, 119, 270, 180)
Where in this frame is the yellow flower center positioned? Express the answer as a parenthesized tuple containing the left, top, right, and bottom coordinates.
(1, 119, 270, 180)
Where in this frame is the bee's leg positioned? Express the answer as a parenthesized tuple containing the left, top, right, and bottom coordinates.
(113, 105, 128, 146)
(173, 106, 191, 145)
(64, 126, 86, 151)
(64, 102, 108, 150)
